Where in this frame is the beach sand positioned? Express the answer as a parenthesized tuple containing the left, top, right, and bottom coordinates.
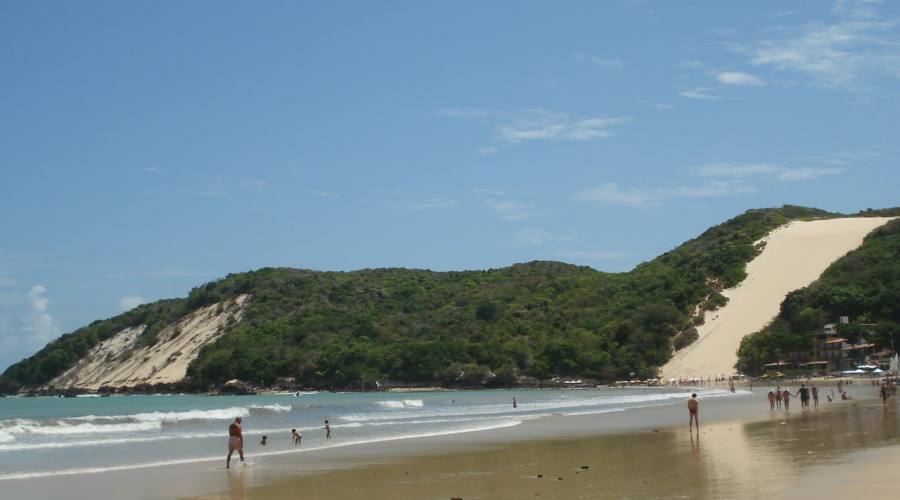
(662, 217, 894, 379)
(188, 385, 900, 500)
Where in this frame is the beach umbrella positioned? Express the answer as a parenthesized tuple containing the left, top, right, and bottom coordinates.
(873, 368, 884, 373)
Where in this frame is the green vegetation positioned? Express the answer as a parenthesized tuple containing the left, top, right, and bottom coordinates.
(737, 217, 900, 375)
(5, 205, 893, 393)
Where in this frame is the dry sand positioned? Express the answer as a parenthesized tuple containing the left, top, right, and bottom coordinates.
(662, 217, 894, 379)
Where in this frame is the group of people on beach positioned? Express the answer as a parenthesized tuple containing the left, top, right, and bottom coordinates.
(766, 383, 820, 411)
(225, 417, 333, 468)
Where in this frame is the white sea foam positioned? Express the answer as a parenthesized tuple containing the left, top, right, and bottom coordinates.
(6, 420, 162, 436)
(376, 399, 424, 409)
(0, 404, 293, 439)
(0, 418, 522, 481)
(0, 430, 14, 444)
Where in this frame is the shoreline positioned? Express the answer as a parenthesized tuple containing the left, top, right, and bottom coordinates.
(7, 384, 896, 499)
(204, 386, 899, 500)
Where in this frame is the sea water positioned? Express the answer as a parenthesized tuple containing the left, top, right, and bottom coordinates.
(0, 387, 739, 481)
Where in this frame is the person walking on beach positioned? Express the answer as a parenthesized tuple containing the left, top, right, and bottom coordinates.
(880, 382, 889, 406)
(782, 388, 791, 411)
(324, 420, 332, 439)
(688, 393, 699, 432)
(767, 389, 776, 410)
(226, 417, 244, 469)
(796, 384, 810, 410)
(811, 384, 819, 409)
(775, 386, 783, 409)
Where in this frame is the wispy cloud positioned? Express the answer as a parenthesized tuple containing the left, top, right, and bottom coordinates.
(679, 87, 722, 100)
(434, 107, 498, 119)
(573, 181, 753, 208)
(716, 71, 766, 86)
(118, 295, 146, 312)
(692, 162, 844, 181)
(740, 1, 900, 90)
(482, 200, 535, 220)
(514, 229, 558, 246)
(572, 53, 623, 67)
(25, 285, 60, 346)
(306, 189, 337, 198)
(386, 190, 544, 222)
(497, 110, 632, 143)
(437, 107, 633, 151)
(239, 178, 270, 192)
(144, 166, 165, 174)
(391, 197, 459, 210)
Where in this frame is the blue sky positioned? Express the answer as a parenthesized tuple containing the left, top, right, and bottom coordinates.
(1, 0, 899, 370)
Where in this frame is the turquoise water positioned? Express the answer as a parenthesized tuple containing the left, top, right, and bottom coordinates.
(0, 387, 739, 481)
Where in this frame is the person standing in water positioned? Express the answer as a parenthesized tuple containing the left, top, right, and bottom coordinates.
(512, 397, 517, 408)
(782, 388, 791, 411)
(767, 389, 776, 410)
(324, 420, 332, 439)
(291, 428, 302, 445)
(226, 417, 244, 469)
(880, 381, 889, 406)
(775, 386, 782, 409)
(796, 383, 810, 410)
(688, 393, 699, 432)
(811, 384, 819, 409)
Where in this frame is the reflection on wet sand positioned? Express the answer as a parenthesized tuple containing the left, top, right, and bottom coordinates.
(206, 398, 899, 500)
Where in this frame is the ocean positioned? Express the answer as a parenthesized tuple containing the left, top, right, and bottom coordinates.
(0, 387, 741, 482)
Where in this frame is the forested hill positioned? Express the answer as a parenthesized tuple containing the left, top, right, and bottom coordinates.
(2, 206, 896, 393)
(737, 216, 900, 375)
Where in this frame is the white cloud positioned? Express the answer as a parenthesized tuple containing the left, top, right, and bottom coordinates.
(476, 146, 499, 155)
(692, 162, 844, 181)
(434, 107, 498, 119)
(572, 53, 623, 67)
(396, 197, 459, 210)
(118, 295, 147, 312)
(742, 2, 900, 89)
(573, 181, 753, 208)
(437, 107, 632, 148)
(717, 71, 766, 86)
(679, 87, 721, 100)
(481, 199, 540, 221)
(497, 110, 632, 143)
(513, 229, 567, 246)
(306, 189, 337, 198)
(24, 285, 60, 345)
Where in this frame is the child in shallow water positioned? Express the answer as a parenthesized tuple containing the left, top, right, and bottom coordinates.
(259, 435, 267, 446)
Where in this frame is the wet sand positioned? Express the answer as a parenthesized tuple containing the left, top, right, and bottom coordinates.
(198, 386, 900, 500)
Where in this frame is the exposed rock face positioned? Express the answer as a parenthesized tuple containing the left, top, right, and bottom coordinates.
(47, 294, 250, 390)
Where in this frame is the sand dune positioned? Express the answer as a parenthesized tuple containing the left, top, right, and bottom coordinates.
(661, 217, 894, 379)
(48, 294, 250, 390)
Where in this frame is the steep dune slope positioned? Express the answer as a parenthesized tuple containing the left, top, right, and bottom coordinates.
(47, 294, 250, 390)
(661, 217, 894, 379)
